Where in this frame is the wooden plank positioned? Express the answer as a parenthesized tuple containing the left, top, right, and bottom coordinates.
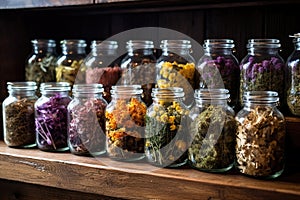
(0, 141, 299, 200)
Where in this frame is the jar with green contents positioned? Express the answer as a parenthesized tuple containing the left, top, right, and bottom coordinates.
(25, 39, 57, 87)
(56, 39, 87, 86)
(286, 33, 300, 116)
(68, 84, 107, 156)
(145, 87, 190, 168)
(120, 40, 156, 107)
(235, 91, 286, 179)
(105, 85, 147, 161)
(188, 89, 236, 172)
(156, 40, 196, 107)
(239, 39, 285, 107)
(84, 40, 121, 103)
(3, 82, 38, 148)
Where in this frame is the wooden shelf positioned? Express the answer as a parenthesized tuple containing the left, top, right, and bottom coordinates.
(0, 141, 299, 200)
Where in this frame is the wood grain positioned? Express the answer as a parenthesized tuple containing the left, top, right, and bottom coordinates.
(0, 141, 299, 200)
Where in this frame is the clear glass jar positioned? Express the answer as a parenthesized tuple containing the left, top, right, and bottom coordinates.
(235, 91, 286, 179)
(105, 85, 147, 161)
(84, 40, 122, 103)
(286, 33, 300, 116)
(198, 39, 240, 111)
(2, 82, 37, 148)
(35, 82, 71, 152)
(56, 39, 87, 86)
(145, 87, 190, 168)
(25, 39, 57, 87)
(188, 89, 236, 172)
(120, 40, 156, 107)
(239, 39, 285, 107)
(156, 40, 196, 107)
(67, 84, 107, 156)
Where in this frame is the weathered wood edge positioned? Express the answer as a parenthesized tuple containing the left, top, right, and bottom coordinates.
(0, 142, 299, 200)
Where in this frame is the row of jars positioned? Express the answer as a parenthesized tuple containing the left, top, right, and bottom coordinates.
(25, 36, 300, 116)
(2, 81, 286, 179)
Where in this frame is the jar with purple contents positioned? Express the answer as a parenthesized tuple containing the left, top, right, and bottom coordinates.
(67, 84, 107, 156)
(35, 82, 71, 152)
(286, 33, 300, 116)
(239, 39, 285, 107)
(197, 39, 240, 110)
(84, 41, 121, 103)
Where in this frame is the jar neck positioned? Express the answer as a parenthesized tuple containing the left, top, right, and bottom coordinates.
(247, 39, 281, 55)
(243, 91, 279, 108)
(161, 40, 192, 56)
(32, 39, 56, 54)
(7, 82, 37, 97)
(61, 40, 87, 55)
(152, 87, 184, 103)
(40, 82, 71, 97)
(126, 40, 154, 56)
(203, 39, 235, 56)
(111, 85, 143, 100)
(91, 40, 118, 56)
(72, 84, 104, 98)
(194, 89, 229, 106)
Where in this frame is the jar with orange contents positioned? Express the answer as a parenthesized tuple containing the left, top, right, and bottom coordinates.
(105, 85, 147, 161)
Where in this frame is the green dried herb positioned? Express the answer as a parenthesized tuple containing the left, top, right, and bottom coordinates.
(145, 101, 190, 167)
(188, 105, 236, 171)
(4, 98, 36, 147)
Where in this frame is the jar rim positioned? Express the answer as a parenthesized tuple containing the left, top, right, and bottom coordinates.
(60, 39, 87, 47)
(243, 91, 279, 103)
(247, 39, 281, 49)
(73, 83, 104, 94)
(203, 39, 235, 49)
(151, 87, 185, 99)
(40, 82, 71, 92)
(160, 39, 192, 49)
(111, 85, 143, 95)
(194, 89, 230, 100)
(31, 39, 56, 47)
(7, 81, 37, 91)
(91, 40, 118, 49)
(126, 40, 154, 49)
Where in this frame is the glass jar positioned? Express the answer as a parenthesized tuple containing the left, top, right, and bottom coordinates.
(120, 40, 156, 107)
(67, 84, 107, 156)
(286, 33, 300, 116)
(105, 85, 147, 161)
(35, 82, 71, 152)
(145, 87, 190, 168)
(188, 89, 236, 172)
(2, 82, 37, 148)
(156, 40, 196, 107)
(235, 91, 286, 179)
(25, 39, 57, 87)
(56, 39, 87, 86)
(198, 39, 240, 111)
(84, 40, 122, 103)
(239, 39, 285, 107)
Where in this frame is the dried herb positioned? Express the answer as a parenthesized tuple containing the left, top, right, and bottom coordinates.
(4, 98, 36, 147)
(145, 101, 190, 167)
(68, 98, 107, 156)
(56, 59, 85, 86)
(188, 105, 236, 171)
(287, 62, 300, 115)
(86, 66, 122, 103)
(105, 97, 146, 160)
(35, 93, 71, 151)
(240, 56, 285, 105)
(198, 56, 240, 109)
(25, 54, 56, 85)
(235, 106, 286, 178)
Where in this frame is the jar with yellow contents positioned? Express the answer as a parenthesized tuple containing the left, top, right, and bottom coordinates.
(56, 39, 87, 86)
(145, 87, 191, 168)
(156, 40, 196, 107)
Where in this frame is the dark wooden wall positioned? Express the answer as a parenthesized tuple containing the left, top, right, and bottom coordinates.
(1, 2, 300, 87)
